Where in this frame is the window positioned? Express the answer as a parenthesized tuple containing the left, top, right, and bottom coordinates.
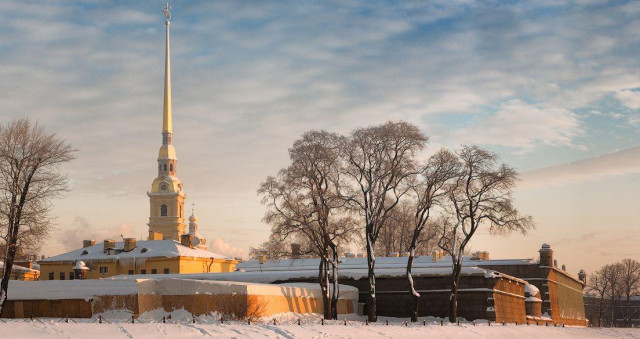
(128, 270, 134, 275)
(160, 204, 167, 217)
(151, 269, 157, 274)
(163, 164, 167, 171)
(99, 266, 108, 274)
(69, 272, 74, 280)
(170, 164, 173, 172)
(48, 272, 54, 280)
(141, 269, 146, 274)
(163, 268, 169, 274)
(60, 272, 65, 280)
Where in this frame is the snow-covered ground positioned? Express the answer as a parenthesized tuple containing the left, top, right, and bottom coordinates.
(1, 313, 638, 338)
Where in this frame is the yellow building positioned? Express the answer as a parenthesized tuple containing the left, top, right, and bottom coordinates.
(0, 262, 40, 281)
(38, 238, 239, 280)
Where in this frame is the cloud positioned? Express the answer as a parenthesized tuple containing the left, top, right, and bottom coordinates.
(452, 100, 584, 151)
(57, 217, 136, 253)
(3, 1, 640, 257)
(520, 146, 640, 189)
(208, 237, 244, 259)
(615, 89, 640, 109)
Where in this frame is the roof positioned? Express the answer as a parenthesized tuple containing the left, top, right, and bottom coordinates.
(39, 240, 233, 263)
(236, 256, 537, 272)
(0, 262, 40, 273)
(6, 278, 359, 301)
(109, 265, 526, 285)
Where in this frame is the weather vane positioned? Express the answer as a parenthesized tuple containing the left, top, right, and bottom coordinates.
(162, 2, 171, 22)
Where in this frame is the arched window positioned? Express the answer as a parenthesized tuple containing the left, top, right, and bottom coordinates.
(160, 204, 167, 217)
(170, 163, 173, 172)
(163, 164, 167, 171)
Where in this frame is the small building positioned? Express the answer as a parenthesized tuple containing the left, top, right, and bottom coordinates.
(0, 261, 40, 281)
(38, 238, 239, 280)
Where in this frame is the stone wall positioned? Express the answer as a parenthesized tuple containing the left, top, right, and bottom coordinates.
(275, 272, 527, 323)
(478, 263, 587, 326)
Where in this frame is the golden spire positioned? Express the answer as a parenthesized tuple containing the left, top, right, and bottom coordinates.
(162, 2, 172, 134)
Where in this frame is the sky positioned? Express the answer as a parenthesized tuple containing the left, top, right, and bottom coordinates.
(1, 0, 639, 275)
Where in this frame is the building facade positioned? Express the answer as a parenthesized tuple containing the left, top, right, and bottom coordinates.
(38, 238, 238, 281)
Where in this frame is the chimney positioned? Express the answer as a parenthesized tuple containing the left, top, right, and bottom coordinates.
(578, 269, 587, 284)
(180, 234, 194, 248)
(291, 243, 301, 259)
(432, 250, 439, 262)
(103, 239, 116, 254)
(148, 231, 163, 241)
(124, 238, 137, 252)
(482, 251, 489, 261)
(83, 240, 96, 248)
(538, 243, 553, 267)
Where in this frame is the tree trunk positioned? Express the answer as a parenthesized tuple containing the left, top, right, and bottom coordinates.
(318, 258, 331, 320)
(448, 260, 461, 323)
(597, 298, 603, 327)
(406, 246, 419, 322)
(330, 246, 339, 320)
(0, 201, 22, 317)
(366, 234, 377, 322)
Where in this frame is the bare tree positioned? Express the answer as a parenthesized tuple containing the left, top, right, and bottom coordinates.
(618, 258, 640, 326)
(258, 130, 353, 320)
(248, 235, 301, 260)
(375, 201, 413, 257)
(439, 145, 533, 322)
(588, 266, 612, 327)
(0, 119, 75, 315)
(343, 121, 427, 322)
(604, 263, 624, 327)
(406, 148, 459, 321)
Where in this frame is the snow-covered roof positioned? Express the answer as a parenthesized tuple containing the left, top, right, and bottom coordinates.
(0, 262, 39, 273)
(7, 279, 141, 300)
(109, 265, 525, 285)
(6, 278, 359, 301)
(236, 256, 536, 273)
(39, 240, 233, 263)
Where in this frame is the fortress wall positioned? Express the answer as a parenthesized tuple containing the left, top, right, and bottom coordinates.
(1, 278, 357, 319)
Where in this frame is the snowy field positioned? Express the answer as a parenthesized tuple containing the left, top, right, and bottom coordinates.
(1, 315, 638, 339)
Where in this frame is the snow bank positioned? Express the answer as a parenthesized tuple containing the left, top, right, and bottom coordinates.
(0, 318, 636, 338)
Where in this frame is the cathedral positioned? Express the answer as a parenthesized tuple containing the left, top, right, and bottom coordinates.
(147, 7, 205, 249)
(37, 5, 237, 280)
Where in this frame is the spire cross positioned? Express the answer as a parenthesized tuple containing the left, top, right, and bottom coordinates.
(162, 2, 171, 22)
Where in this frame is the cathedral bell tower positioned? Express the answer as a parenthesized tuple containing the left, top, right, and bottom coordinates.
(148, 3, 186, 241)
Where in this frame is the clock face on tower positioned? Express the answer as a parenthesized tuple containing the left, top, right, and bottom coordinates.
(161, 183, 168, 191)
